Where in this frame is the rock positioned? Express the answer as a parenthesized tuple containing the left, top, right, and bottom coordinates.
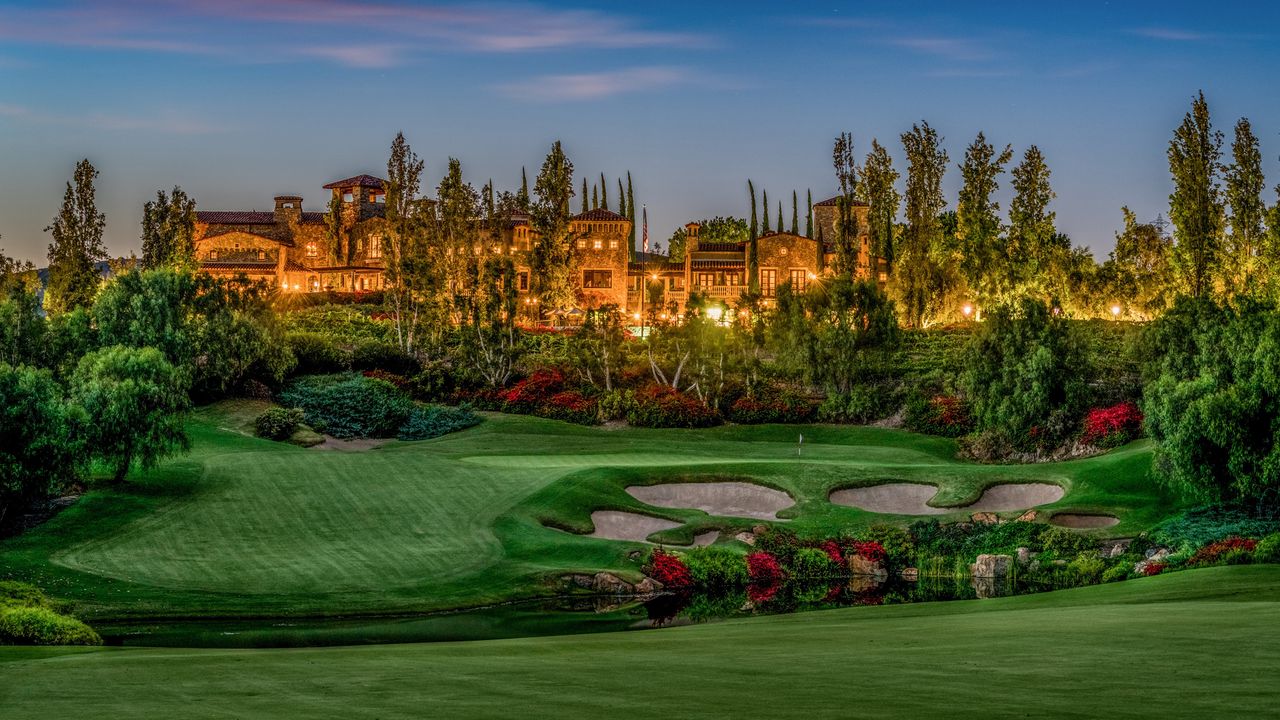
(1028, 560, 1040, 572)
(627, 550, 643, 562)
(970, 553, 1013, 578)
(848, 575, 884, 593)
(1016, 547, 1035, 566)
(848, 554, 887, 578)
(899, 567, 919, 581)
(1015, 510, 1039, 523)
(751, 525, 769, 536)
(734, 531, 757, 546)
(633, 577, 664, 594)
(1145, 547, 1171, 562)
(1099, 539, 1131, 559)
(971, 512, 999, 525)
(590, 572, 635, 594)
(568, 574, 595, 590)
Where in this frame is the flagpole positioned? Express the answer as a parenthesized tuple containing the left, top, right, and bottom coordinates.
(641, 205, 649, 338)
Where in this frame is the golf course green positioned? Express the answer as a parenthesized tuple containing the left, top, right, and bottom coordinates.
(0, 401, 1182, 619)
(2, 566, 1277, 719)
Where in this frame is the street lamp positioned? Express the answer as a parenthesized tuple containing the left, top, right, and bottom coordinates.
(1110, 304, 1122, 320)
(962, 303, 973, 319)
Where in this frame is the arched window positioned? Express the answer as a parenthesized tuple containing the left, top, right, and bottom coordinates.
(305, 241, 318, 258)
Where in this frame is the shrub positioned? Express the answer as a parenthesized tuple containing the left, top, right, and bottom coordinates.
(501, 367, 568, 413)
(1066, 553, 1106, 585)
(410, 361, 455, 402)
(362, 369, 410, 390)
(397, 404, 482, 441)
(728, 391, 817, 425)
(626, 385, 720, 428)
(278, 373, 415, 439)
(862, 525, 916, 569)
(1188, 536, 1258, 566)
(1150, 506, 1280, 551)
(1102, 563, 1130, 583)
(819, 540, 844, 566)
(1141, 562, 1167, 576)
(847, 540, 887, 564)
(1081, 401, 1143, 448)
(286, 331, 350, 375)
(646, 550, 693, 589)
(685, 546, 748, 589)
(537, 390, 599, 425)
(790, 548, 837, 579)
(746, 551, 784, 584)
(0, 581, 47, 609)
(0, 607, 101, 646)
(1256, 533, 1280, 563)
(352, 340, 419, 376)
(1040, 527, 1097, 559)
(254, 407, 304, 441)
(959, 429, 1014, 462)
(903, 393, 974, 437)
(596, 389, 634, 422)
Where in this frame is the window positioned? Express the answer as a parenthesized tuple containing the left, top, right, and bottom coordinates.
(582, 269, 612, 289)
(368, 236, 382, 259)
(696, 273, 715, 287)
(670, 277, 685, 291)
(592, 239, 603, 250)
(305, 241, 318, 258)
(519, 272, 529, 291)
(790, 269, 807, 291)
(727, 272, 741, 286)
(343, 192, 354, 203)
(761, 269, 777, 297)
(576, 239, 587, 249)
(609, 239, 619, 249)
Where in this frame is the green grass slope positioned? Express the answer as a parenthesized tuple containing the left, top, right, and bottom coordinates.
(2, 566, 1276, 719)
(0, 403, 1183, 619)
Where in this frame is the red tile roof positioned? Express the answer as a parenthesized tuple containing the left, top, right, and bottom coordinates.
(196, 211, 278, 224)
(693, 242, 742, 253)
(572, 208, 628, 222)
(200, 260, 278, 273)
(301, 212, 326, 224)
(691, 259, 746, 269)
(813, 195, 868, 207)
(322, 174, 387, 190)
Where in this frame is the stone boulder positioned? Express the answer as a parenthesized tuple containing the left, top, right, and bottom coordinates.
(899, 567, 919, 581)
(848, 554, 887, 578)
(1015, 510, 1039, 523)
(590, 572, 636, 595)
(971, 554, 1013, 578)
(633, 577, 664, 595)
(971, 512, 1000, 525)
(1016, 547, 1036, 566)
(734, 531, 757, 546)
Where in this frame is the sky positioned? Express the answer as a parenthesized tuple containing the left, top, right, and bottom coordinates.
(1, 0, 1279, 265)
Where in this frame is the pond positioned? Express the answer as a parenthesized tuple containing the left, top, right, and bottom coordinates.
(97, 574, 1061, 649)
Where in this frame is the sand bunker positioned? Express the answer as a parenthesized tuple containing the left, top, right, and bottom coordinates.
(1051, 513, 1120, 529)
(830, 482, 1064, 515)
(692, 531, 720, 546)
(626, 482, 795, 520)
(310, 436, 390, 452)
(585, 511, 681, 542)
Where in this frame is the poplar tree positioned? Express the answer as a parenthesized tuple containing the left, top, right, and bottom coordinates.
(832, 132, 860, 275)
(747, 180, 760, 292)
(859, 139, 900, 270)
(1168, 91, 1224, 298)
(1223, 117, 1265, 295)
(531, 141, 578, 320)
(1008, 145, 1058, 297)
(956, 132, 1013, 308)
(791, 191, 799, 234)
(896, 122, 950, 328)
(383, 132, 430, 352)
(140, 187, 197, 270)
(44, 159, 107, 315)
(600, 172, 609, 211)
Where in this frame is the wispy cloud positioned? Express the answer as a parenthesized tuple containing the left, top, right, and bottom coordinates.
(0, 103, 223, 135)
(0, 1, 710, 68)
(496, 66, 696, 102)
(1131, 27, 1212, 42)
(886, 35, 996, 63)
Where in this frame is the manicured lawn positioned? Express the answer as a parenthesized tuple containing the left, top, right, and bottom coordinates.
(1, 566, 1276, 719)
(0, 401, 1183, 619)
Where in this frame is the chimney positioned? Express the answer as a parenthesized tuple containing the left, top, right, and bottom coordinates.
(685, 222, 701, 251)
(274, 195, 303, 224)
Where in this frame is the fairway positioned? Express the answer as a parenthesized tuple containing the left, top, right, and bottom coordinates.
(2, 566, 1276, 719)
(0, 402, 1180, 619)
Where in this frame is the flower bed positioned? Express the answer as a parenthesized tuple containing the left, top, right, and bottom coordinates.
(1081, 401, 1143, 448)
(626, 385, 721, 428)
(903, 394, 974, 437)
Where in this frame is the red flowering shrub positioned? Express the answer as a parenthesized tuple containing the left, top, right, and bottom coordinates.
(361, 369, 410, 390)
(747, 552, 784, 584)
(537, 390, 599, 425)
(1188, 536, 1258, 566)
(820, 540, 845, 566)
(847, 540, 887, 564)
(501, 368, 568, 412)
(903, 394, 974, 438)
(646, 550, 693, 589)
(746, 581, 780, 604)
(726, 392, 817, 425)
(626, 385, 721, 428)
(1141, 562, 1167, 576)
(1081, 401, 1143, 448)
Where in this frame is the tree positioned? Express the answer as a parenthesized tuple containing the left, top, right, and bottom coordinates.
(956, 132, 1013, 310)
(0, 363, 82, 526)
(1100, 208, 1174, 320)
(859, 139, 900, 270)
(761, 190, 770, 235)
(617, 178, 626, 218)
(530, 141, 578, 320)
(1008, 146, 1059, 300)
(45, 159, 107, 315)
(830, 132, 862, 275)
(582, 178, 590, 213)
(776, 201, 783, 233)
(895, 122, 952, 327)
(139, 187, 197, 270)
(71, 345, 189, 483)
(600, 172, 609, 211)
(747, 180, 760, 292)
(435, 157, 482, 315)
(383, 132, 432, 353)
(667, 217, 748, 262)
(0, 244, 42, 367)
(575, 304, 628, 391)
(1168, 91, 1225, 298)
(626, 172, 637, 258)
(961, 297, 1090, 451)
(517, 166, 531, 210)
(805, 189, 813, 238)
(790, 191, 799, 234)
(461, 193, 523, 388)
(1223, 117, 1266, 296)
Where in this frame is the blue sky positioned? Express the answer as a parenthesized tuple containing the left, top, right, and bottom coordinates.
(1, 0, 1278, 264)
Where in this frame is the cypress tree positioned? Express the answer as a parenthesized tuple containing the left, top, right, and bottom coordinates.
(791, 191, 799, 234)
(806, 189, 813, 237)
(777, 201, 784, 233)
(518, 166, 530, 209)
(617, 178, 626, 217)
(600, 172, 609, 211)
(748, 180, 760, 292)
(749, 180, 758, 239)
(762, 190, 770, 235)
(626, 172, 637, 258)
(592, 184, 598, 210)
(581, 178, 589, 213)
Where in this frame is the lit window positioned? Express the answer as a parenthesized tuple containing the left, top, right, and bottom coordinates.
(790, 269, 807, 291)
(761, 269, 777, 297)
(519, 272, 529, 291)
(305, 242, 318, 258)
(609, 239, 618, 249)
(582, 269, 613, 289)
(593, 239, 603, 250)
(368, 236, 382, 259)
(576, 239, 587, 249)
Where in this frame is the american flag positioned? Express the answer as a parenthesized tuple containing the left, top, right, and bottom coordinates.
(642, 205, 648, 254)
